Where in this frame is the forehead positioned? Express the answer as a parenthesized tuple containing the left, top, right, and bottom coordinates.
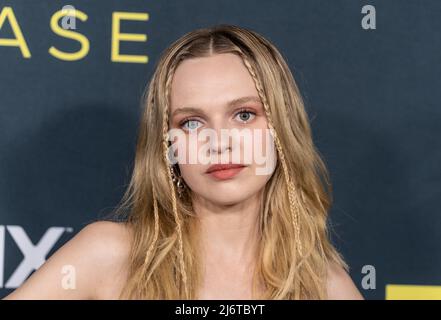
(170, 53, 259, 111)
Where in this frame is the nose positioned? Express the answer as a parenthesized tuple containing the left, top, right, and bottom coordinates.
(203, 118, 243, 164)
(208, 126, 232, 155)
(204, 113, 239, 160)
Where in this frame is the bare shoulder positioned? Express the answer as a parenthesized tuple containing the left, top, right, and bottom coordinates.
(77, 220, 133, 272)
(326, 263, 364, 300)
(80, 220, 133, 256)
(3, 220, 132, 300)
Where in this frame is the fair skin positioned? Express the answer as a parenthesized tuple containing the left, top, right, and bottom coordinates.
(169, 53, 274, 299)
(3, 53, 363, 300)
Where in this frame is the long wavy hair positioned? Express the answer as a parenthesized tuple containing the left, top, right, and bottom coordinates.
(114, 24, 348, 299)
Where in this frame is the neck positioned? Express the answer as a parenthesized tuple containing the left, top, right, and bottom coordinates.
(192, 191, 262, 266)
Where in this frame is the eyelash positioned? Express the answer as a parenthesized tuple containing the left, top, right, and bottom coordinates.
(179, 108, 257, 130)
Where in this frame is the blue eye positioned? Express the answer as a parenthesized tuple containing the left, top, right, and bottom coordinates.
(235, 110, 256, 123)
(181, 119, 202, 131)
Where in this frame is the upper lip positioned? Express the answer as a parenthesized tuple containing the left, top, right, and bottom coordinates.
(206, 163, 246, 173)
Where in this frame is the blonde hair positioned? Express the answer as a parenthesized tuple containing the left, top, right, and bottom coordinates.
(114, 24, 348, 299)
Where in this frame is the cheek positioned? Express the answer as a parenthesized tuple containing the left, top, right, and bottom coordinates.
(172, 134, 209, 165)
(239, 126, 276, 169)
(179, 163, 202, 185)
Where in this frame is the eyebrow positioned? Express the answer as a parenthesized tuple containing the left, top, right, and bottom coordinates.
(171, 95, 262, 118)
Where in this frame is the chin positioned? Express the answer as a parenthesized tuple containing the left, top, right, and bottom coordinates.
(202, 185, 259, 205)
(187, 176, 265, 205)
(205, 195, 250, 207)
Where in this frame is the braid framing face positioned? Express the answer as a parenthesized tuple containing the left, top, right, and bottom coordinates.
(141, 188, 160, 283)
(238, 49, 306, 299)
(162, 61, 190, 299)
(140, 93, 161, 290)
(238, 51, 304, 257)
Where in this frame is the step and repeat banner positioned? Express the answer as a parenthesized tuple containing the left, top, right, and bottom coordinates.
(1, 0, 440, 299)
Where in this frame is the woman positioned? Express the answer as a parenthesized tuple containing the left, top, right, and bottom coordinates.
(4, 24, 363, 300)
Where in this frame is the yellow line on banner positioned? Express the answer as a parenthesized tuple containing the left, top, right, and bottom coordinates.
(386, 284, 441, 300)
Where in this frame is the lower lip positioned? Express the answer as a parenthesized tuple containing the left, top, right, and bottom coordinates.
(207, 166, 245, 180)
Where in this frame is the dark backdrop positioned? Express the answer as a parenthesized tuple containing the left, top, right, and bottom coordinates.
(1, 0, 440, 299)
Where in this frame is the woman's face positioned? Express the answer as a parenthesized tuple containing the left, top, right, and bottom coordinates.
(169, 53, 276, 206)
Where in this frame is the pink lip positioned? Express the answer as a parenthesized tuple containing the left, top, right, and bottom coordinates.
(206, 164, 246, 180)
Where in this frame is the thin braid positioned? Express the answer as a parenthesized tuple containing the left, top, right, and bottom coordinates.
(163, 63, 189, 299)
(140, 93, 161, 282)
(240, 54, 304, 258)
(240, 53, 304, 299)
(141, 190, 160, 280)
